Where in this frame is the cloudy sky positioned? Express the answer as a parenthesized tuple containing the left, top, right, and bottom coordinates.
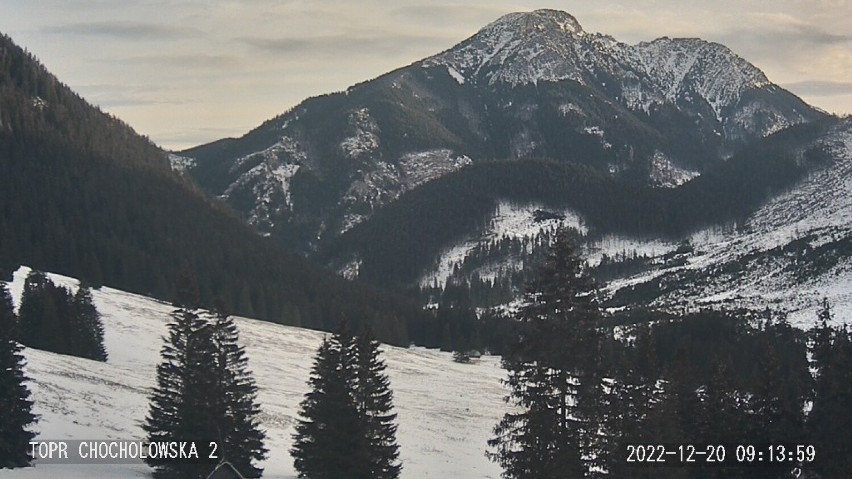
(3, 0, 851, 150)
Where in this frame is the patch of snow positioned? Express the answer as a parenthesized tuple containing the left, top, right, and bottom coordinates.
(222, 136, 307, 230)
(447, 66, 466, 85)
(338, 255, 362, 280)
(32, 96, 47, 110)
(648, 151, 700, 188)
(585, 235, 677, 266)
(420, 202, 587, 288)
(398, 149, 473, 190)
(167, 153, 196, 173)
(558, 103, 583, 116)
(340, 108, 380, 160)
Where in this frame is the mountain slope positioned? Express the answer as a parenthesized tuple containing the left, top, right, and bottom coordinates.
(1, 267, 506, 479)
(411, 117, 852, 322)
(0, 32, 424, 345)
(181, 9, 822, 253)
(604, 117, 852, 323)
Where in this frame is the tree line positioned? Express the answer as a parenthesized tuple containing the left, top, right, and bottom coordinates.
(487, 231, 852, 479)
(3, 235, 851, 477)
(324, 116, 840, 290)
(17, 270, 106, 361)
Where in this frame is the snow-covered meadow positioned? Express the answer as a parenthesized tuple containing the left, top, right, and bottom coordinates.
(2, 267, 508, 479)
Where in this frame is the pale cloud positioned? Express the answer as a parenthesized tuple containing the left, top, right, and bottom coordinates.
(45, 21, 195, 40)
(784, 81, 852, 96)
(240, 32, 451, 57)
(1, 0, 850, 149)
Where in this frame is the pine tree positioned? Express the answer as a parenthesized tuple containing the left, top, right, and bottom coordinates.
(71, 284, 107, 361)
(208, 308, 267, 477)
(17, 270, 106, 360)
(488, 231, 602, 479)
(355, 328, 401, 479)
(143, 307, 218, 479)
(807, 324, 852, 478)
(17, 269, 50, 349)
(18, 270, 69, 355)
(0, 282, 38, 468)
(291, 333, 369, 479)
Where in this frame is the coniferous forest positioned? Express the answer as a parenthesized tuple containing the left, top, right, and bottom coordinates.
(0, 33, 428, 347)
(486, 232, 852, 479)
(17, 270, 107, 361)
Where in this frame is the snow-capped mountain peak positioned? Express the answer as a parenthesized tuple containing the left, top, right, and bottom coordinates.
(492, 9, 585, 36)
(427, 10, 774, 120)
(424, 10, 593, 86)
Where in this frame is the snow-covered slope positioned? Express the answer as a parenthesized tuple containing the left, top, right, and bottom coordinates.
(419, 201, 587, 288)
(1, 267, 507, 479)
(419, 119, 852, 325)
(603, 119, 852, 325)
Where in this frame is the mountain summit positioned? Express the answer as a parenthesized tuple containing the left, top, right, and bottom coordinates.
(428, 10, 774, 124)
(182, 10, 824, 257)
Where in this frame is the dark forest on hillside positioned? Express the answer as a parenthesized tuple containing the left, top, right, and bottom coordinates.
(0, 33, 428, 346)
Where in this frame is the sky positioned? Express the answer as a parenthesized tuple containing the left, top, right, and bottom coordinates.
(2, 0, 851, 150)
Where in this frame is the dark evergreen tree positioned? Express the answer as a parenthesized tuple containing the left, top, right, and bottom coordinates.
(209, 308, 267, 477)
(143, 307, 218, 479)
(17, 270, 52, 350)
(807, 322, 852, 478)
(291, 333, 369, 479)
(0, 282, 37, 468)
(71, 284, 107, 361)
(18, 270, 107, 361)
(488, 231, 602, 479)
(354, 328, 401, 479)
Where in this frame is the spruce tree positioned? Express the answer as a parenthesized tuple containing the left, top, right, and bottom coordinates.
(291, 333, 369, 479)
(488, 231, 602, 479)
(71, 284, 107, 361)
(0, 282, 37, 468)
(18, 269, 50, 350)
(209, 308, 267, 477)
(143, 307, 218, 479)
(355, 328, 401, 479)
(807, 324, 852, 478)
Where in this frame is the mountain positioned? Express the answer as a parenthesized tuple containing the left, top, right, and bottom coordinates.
(410, 116, 852, 324)
(0, 32, 426, 345)
(181, 9, 822, 253)
(175, 10, 848, 322)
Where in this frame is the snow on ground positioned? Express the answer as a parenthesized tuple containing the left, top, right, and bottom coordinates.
(2, 267, 507, 479)
(602, 121, 852, 326)
(447, 66, 466, 85)
(584, 234, 677, 267)
(167, 153, 196, 173)
(648, 151, 700, 188)
(398, 149, 472, 190)
(420, 201, 586, 288)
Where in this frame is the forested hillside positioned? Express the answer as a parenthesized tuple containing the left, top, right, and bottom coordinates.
(324, 116, 839, 288)
(0, 33, 424, 345)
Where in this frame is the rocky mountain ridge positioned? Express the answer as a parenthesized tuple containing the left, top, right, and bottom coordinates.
(182, 10, 821, 253)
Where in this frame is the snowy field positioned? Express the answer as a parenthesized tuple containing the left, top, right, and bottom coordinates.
(2, 267, 507, 479)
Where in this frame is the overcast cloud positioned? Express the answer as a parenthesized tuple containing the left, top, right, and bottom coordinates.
(2, 0, 850, 150)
